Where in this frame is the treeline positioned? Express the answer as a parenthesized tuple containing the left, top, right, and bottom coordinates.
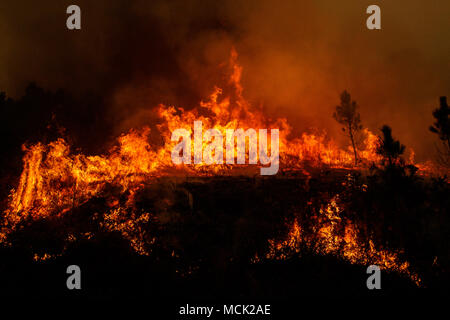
(333, 90, 450, 170)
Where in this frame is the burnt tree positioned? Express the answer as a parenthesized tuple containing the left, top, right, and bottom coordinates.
(333, 90, 363, 165)
(429, 96, 450, 167)
(376, 125, 405, 166)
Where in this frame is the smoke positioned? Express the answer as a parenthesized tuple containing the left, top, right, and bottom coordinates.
(0, 0, 449, 160)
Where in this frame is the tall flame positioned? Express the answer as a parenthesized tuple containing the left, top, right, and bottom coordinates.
(0, 49, 435, 284)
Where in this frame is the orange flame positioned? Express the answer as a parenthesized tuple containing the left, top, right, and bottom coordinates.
(260, 195, 421, 286)
(0, 49, 437, 281)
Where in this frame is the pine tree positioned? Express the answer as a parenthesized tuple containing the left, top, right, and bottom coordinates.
(376, 125, 405, 166)
(333, 90, 363, 165)
(429, 96, 450, 166)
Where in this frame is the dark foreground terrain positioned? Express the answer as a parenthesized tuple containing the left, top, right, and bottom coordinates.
(0, 166, 448, 302)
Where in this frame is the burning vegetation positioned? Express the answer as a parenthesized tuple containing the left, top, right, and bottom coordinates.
(0, 50, 449, 296)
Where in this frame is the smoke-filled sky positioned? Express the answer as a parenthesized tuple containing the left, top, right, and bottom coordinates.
(0, 0, 449, 160)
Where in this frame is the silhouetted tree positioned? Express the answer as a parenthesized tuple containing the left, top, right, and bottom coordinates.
(333, 90, 363, 165)
(429, 96, 450, 166)
(376, 125, 405, 166)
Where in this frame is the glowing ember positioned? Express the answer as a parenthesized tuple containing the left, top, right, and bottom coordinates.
(259, 195, 422, 286)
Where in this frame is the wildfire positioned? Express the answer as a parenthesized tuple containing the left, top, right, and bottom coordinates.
(260, 195, 421, 286)
(0, 49, 436, 284)
(1, 49, 379, 227)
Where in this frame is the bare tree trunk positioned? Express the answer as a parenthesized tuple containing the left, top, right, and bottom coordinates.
(348, 125, 358, 165)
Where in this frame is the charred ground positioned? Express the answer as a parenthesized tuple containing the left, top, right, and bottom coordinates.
(0, 169, 448, 298)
